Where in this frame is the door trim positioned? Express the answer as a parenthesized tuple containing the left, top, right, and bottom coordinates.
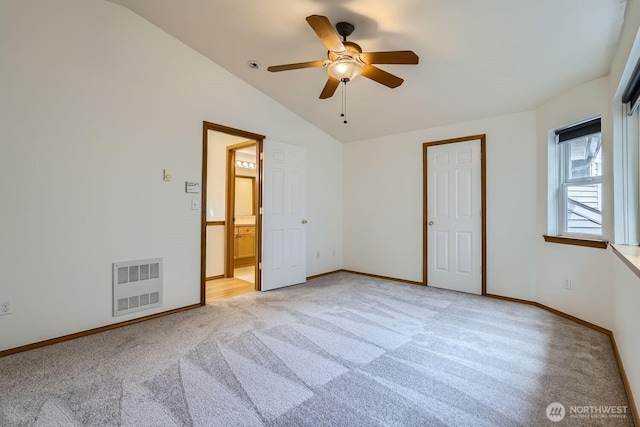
(201, 122, 265, 305)
(422, 134, 487, 295)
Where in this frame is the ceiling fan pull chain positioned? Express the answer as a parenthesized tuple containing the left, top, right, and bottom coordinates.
(341, 80, 348, 124)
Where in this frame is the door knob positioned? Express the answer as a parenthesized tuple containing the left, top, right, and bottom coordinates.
(301, 219, 308, 224)
(428, 221, 434, 226)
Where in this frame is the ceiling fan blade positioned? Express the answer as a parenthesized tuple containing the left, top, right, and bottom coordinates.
(361, 65, 404, 88)
(267, 60, 328, 72)
(319, 76, 340, 99)
(306, 15, 346, 54)
(359, 50, 419, 65)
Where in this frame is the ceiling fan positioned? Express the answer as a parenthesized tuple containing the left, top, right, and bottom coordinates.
(267, 15, 419, 99)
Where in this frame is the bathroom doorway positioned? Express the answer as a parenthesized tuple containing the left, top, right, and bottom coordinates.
(225, 142, 258, 285)
(201, 122, 263, 304)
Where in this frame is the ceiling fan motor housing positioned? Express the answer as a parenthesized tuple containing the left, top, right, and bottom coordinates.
(329, 42, 363, 62)
(336, 22, 355, 40)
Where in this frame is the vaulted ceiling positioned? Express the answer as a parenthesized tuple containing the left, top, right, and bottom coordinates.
(106, 0, 627, 143)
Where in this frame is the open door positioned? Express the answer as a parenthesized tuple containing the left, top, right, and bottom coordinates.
(261, 140, 307, 291)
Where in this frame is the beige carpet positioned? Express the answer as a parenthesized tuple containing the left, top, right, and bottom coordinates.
(0, 272, 632, 426)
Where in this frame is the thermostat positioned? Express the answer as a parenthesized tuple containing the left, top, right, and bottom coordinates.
(186, 181, 200, 193)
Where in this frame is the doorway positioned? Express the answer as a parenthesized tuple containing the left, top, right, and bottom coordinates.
(201, 122, 264, 304)
(423, 134, 486, 295)
(225, 143, 258, 284)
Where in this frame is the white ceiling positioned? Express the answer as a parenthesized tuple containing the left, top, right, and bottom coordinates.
(106, 0, 627, 143)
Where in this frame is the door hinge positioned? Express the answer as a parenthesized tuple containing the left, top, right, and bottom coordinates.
(259, 207, 264, 215)
(258, 262, 263, 270)
(260, 152, 264, 160)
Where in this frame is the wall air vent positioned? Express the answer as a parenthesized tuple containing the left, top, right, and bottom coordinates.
(112, 258, 162, 317)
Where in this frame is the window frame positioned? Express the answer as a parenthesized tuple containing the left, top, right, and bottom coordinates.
(545, 116, 607, 246)
(557, 131, 603, 238)
(616, 102, 640, 245)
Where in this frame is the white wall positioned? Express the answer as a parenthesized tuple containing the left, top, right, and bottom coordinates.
(610, 0, 640, 97)
(535, 77, 615, 330)
(612, 254, 640, 413)
(304, 140, 344, 275)
(206, 131, 248, 222)
(343, 111, 538, 300)
(205, 226, 224, 277)
(0, 0, 342, 351)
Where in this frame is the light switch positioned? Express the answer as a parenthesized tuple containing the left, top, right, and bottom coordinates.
(163, 169, 173, 181)
(191, 199, 199, 210)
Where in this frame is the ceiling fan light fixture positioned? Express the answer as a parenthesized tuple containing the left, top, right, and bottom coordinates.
(267, 15, 418, 101)
(327, 57, 363, 82)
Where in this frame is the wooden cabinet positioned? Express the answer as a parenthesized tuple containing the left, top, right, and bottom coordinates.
(234, 225, 255, 265)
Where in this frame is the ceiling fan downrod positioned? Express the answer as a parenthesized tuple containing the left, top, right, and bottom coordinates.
(335, 22, 355, 42)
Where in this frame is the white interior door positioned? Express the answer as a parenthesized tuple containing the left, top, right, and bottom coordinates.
(426, 139, 482, 294)
(261, 140, 307, 291)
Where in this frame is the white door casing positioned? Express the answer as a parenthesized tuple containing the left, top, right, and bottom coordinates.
(261, 140, 307, 291)
(426, 139, 482, 294)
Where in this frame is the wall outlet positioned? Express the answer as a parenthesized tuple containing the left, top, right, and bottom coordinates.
(563, 278, 572, 290)
(0, 299, 12, 316)
(316, 251, 320, 259)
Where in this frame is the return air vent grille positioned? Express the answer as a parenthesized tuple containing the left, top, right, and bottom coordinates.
(140, 264, 149, 281)
(113, 258, 162, 317)
(118, 267, 128, 285)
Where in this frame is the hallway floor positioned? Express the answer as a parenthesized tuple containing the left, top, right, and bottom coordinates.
(206, 266, 256, 303)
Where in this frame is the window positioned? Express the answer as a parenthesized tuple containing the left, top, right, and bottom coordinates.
(555, 118, 602, 237)
(622, 52, 640, 117)
(618, 103, 640, 244)
(614, 48, 640, 245)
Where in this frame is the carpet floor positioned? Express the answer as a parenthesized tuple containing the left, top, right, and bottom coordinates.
(0, 272, 632, 426)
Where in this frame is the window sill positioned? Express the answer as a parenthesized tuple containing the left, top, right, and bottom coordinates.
(611, 244, 640, 280)
(542, 235, 609, 249)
